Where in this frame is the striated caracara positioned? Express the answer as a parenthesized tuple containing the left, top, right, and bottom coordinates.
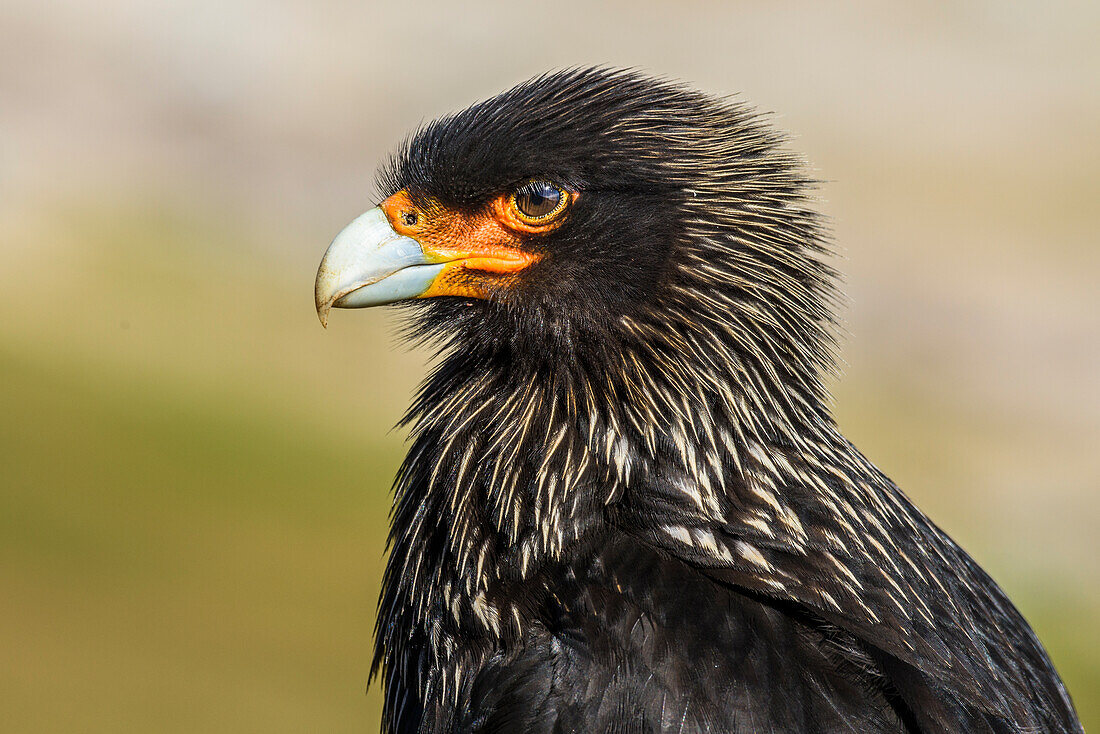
(314, 69, 1082, 733)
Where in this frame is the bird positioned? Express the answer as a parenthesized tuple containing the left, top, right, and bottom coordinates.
(313, 68, 1082, 733)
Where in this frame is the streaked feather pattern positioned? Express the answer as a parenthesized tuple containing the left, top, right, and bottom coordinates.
(362, 69, 1081, 733)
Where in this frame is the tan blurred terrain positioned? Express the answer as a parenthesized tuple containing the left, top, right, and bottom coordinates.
(1, 1, 1097, 731)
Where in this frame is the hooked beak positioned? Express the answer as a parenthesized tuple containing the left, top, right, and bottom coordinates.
(316, 191, 542, 327)
(314, 208, 446, 327)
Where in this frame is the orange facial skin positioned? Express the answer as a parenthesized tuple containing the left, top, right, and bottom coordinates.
(379, 189, 569, 299)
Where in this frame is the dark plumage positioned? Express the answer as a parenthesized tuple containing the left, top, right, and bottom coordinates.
(317, 69, 1082, 733)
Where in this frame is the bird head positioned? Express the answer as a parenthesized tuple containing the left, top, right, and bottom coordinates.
(316, 68, 838, 427)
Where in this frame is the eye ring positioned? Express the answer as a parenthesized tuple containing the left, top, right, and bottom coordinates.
(509, 181, 570, 225)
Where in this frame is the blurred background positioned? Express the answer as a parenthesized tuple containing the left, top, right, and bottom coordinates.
(1, 0, 1097, 731)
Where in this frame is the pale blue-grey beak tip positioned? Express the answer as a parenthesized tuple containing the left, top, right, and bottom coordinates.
(314, 208, 445, 327)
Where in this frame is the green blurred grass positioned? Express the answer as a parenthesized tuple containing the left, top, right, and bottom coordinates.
(0, 343, 392, 732)
(0, 204, 1095, 731)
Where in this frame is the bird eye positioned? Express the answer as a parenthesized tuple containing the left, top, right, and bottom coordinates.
(511, 181, 568, 223)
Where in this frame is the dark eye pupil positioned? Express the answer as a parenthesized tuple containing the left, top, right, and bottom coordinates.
(515, 182, 561, 218)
